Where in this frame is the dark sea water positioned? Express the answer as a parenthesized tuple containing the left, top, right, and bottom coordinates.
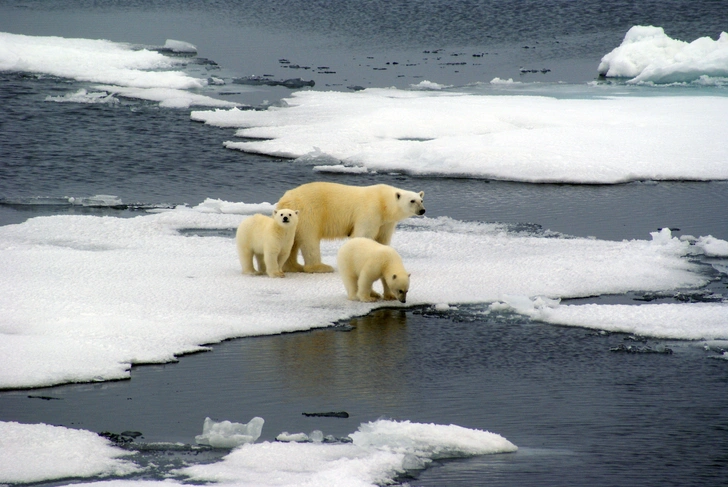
(1, 1, 728, 486)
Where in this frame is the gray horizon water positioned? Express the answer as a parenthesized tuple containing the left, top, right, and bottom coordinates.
(1, 1, 728, 486)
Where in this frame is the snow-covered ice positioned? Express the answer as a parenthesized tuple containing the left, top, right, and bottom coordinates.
(180, 419, 517, 487)
(0, 32, 236, 107)
(0, 199, 725, 390)
(191, 90, 728, 183)
(0, 421, 140, 484)
(0, 418, 516, 487)
(598, 26, 728, 84)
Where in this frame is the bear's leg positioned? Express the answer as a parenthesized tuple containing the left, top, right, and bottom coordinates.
(264, 248, 284, 278)
(254, 254, 267, 276)
(356, 271, 380, 302)
(375, 222, 396, 245)
(300, 236, 334, 273)
(341, 270, 359, 301)
(381, 277, 396, 301)
(239, 247, 256, 275)
(282, 240, 305, 273)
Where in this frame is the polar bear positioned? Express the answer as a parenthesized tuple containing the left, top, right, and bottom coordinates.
(235, 209, 299, 278)
(276, 182, 425, 273)
(337, 237, 410, 303)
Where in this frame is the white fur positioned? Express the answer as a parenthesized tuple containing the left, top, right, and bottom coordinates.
(337, 237, 410, 303)
(276, 182, 425, 273)
(235, 209, 299, 278)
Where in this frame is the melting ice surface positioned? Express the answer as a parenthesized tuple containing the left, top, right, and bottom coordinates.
(1, 199, 726, 390)
(192, 90, 728, 183)
(0, 418, 517, 486)
(0, 32, 237, 108)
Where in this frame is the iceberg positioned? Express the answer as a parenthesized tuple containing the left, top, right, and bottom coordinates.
(598, 26, 728, 84)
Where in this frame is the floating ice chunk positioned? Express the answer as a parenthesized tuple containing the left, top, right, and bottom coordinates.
(350, 419, 518, 458)
(164, 39, 197, 53)
(598, 26, 728, 83)
(195, 417, 265, 448)
(694, 235, 728, 257)
(0, 32, 204, 90)
(276, 432, 311, 442)
(490, 77, 521, 84)
(276, 430, 325, 443)
(93, 85, 238, 108)
(0, 421, 140, 484)
(181, 419, 516, 486)
(410, 80, 450, 90)
(191, 198, 275, 215)
(45, 88, 119, 104)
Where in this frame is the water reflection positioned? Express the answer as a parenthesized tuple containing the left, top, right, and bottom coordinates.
(267, 309, 410, 407)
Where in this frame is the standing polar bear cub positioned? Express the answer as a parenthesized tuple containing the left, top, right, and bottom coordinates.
(236, 209, 299, 278)
(337, 237, 410, 303)
(276, 182, 425, 273)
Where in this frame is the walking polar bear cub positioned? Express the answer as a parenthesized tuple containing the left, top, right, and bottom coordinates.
(276, 182, 425, 273)
(236, 209, 299, 278)
(337, 238, 410, 303)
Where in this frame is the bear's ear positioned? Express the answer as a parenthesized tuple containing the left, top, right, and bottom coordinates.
(295, 210, 299, 215)
(396, 192, 401, 200)
(408, 273, 411, 277)
(272, 209, 279, 216)
(419, 191, 424, 198)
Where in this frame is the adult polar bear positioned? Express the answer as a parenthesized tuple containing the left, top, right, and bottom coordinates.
(276, 182, 425, 273)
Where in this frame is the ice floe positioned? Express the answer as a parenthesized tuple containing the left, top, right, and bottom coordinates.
(180, 419, 517, 487)
(0, 418, 516, 486)
(0, 421, 139, 484)
(598, 26, 728, 84)
(0, 32, 236, 107)
(0, 199, 725, 389)
(191, 90, 728, 183)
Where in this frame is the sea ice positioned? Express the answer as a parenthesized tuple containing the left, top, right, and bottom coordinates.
(180, 419, 516, 487)
(0, 32, 202, 90)
(163, 39, 197, 53)
(0, 201, 724, 389)
(191, 89, 728, 183)
(598, 26, 728, 84)
(0, 32, 233, 107)
(0, 421, 140, 484)
(195, 417, 265, 448)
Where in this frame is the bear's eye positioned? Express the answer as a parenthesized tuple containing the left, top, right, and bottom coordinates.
(410, 199, 415, 203)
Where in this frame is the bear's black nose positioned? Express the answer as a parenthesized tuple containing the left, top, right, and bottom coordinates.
(418, 209, 426, 215)
(283, 216, 289, 222)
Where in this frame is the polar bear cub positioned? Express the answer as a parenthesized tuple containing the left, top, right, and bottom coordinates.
(337, 237, 410, 303)
(276, 182, 425, 274)
(236, 209, 299, 278)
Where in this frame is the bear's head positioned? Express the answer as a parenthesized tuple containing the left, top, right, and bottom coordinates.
(273, 209, 299, 228)
(385, 273, 410, 303)
(395, 190, 425, 217)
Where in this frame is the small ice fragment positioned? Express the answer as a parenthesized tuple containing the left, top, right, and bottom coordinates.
(164, 39, 197, 53)
(309, 430, 324, 443)
(195, 417, 264, 448)
(275, 432, 310, 442)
